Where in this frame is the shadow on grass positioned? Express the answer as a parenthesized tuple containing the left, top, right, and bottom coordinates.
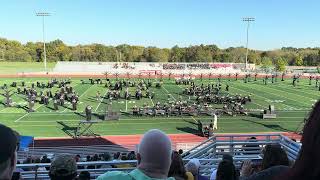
(241, 119, 293, 132)
(176, 127, 200, 136)
(248, 113, 263, 119)
(16, 104, 29, 112)
(176, 118, 202, 136)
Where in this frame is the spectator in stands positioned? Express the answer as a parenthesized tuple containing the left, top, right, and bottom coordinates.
(113, 152, 121, 160)
(127, 151, 136, 160)
(86, 155, 91, 162)
(74, 154, 81, 163)
(100, 153, 112, 169)
(240, 144, 289, 180)
(93, 154, 99, 161)
(22, 157, 32, 171)
(178, 149, 184, 155)
(49, 154, 77, 180)
(275, 100, 320, 180)
(216, 160, 238, 180)
(34, 157, 46, 171)
(97, 129, 174, 180)
(79, 171, 90, 180)
(0, 124, 19, 180)
(11, 172, 22, 180)
(168, 151, 191, 180)
(115, 155, 131, 168)
(185, 159, 208, 180)
(243, 137, 260, 155)
(41, 155, 51, 170)
(210, 154, 234, 180)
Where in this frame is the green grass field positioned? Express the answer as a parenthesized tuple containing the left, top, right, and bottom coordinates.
(0, 62, 56, 74)
(0, 77, 317, 137)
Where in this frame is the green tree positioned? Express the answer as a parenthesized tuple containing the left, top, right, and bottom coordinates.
(169, 45, 185, 62)
(274, 57, 287, 72)
(294, 55, 303, 66)
(261, 57, 272, 67)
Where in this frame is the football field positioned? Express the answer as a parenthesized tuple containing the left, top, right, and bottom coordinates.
(0, 77, 317, 137)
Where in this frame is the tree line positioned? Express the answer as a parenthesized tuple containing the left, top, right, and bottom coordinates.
(1, 38, 320, 68)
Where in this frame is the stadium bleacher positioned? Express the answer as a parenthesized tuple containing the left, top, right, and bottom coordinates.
(15, 133, 300, 179)
(52, 62, 249, 75)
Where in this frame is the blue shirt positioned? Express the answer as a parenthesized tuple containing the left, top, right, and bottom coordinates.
(97, 169, 175, 180)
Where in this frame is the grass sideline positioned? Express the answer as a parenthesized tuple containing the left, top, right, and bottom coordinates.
(0, 77, 315, 137)
(0, 62, 56, 74)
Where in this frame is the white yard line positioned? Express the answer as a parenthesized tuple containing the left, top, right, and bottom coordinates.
(95, 89, 108, 112)
(250, 83, 314, 103)
(79, 84, 94, 98)
(125, 100, 128, 112)
(14, 103, 45, 123)
(14, 113, 29, 122)
(62, 84, 94, 113)
(0, 107, 9, 112)
(234, 83, 297, 110)
(230, 86, 266, 109)
(149, 97, 155, 106)
(163, 86, 176, 100)
(191, 116, 198, 123)
(240, 82, 311, 106)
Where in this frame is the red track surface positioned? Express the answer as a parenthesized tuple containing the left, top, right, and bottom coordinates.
(33, 132, 301, 148)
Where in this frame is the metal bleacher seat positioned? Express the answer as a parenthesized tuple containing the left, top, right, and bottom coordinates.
(17, 133, 301, 179)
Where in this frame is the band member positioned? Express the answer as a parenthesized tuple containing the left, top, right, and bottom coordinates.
(213, 113, 218, 130)
(96, 91, 101, 101)
(85, 105, 92, 121)
(72, 99, 77, 111)
(53, 99, 59, 111)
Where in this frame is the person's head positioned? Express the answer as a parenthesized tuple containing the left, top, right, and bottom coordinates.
(127, 151, 136, 160)
(222, 154, 233, 162)
(178, 149, 183, 155)
(75, 155, 81, 162)
(86, 155, 91, 162)
(78, 171, 90, 180)
(49, 154, 77, 180)
(103, 153, 111, 161)
(261, 144, 289, 170)
(168, 151, 187, 179)
(93, 154, 99, 161)
(0, 124, 19, 180)
(185, 159, 200, 176)
(216, 160, 238, 180)
(276, 100, 320, 180)
(114, 152, 120, 160)
(137, 129, 172, 179)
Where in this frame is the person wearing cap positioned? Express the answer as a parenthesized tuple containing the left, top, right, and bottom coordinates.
(0, 124, 19, 180)
(49, 154, 77, 180)
(97, 129, 174, 180)
(185, 159, 208, 180)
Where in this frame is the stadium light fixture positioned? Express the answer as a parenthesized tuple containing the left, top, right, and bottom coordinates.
(36, 12, 51, 72)
(242, 17, 255, 70)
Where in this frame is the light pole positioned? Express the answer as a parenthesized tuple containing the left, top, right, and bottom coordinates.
(242, 17, 255, 70)
(36, 12, 50, 72)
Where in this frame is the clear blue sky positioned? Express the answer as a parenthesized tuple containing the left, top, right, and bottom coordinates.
(0, 0, 319, 50)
